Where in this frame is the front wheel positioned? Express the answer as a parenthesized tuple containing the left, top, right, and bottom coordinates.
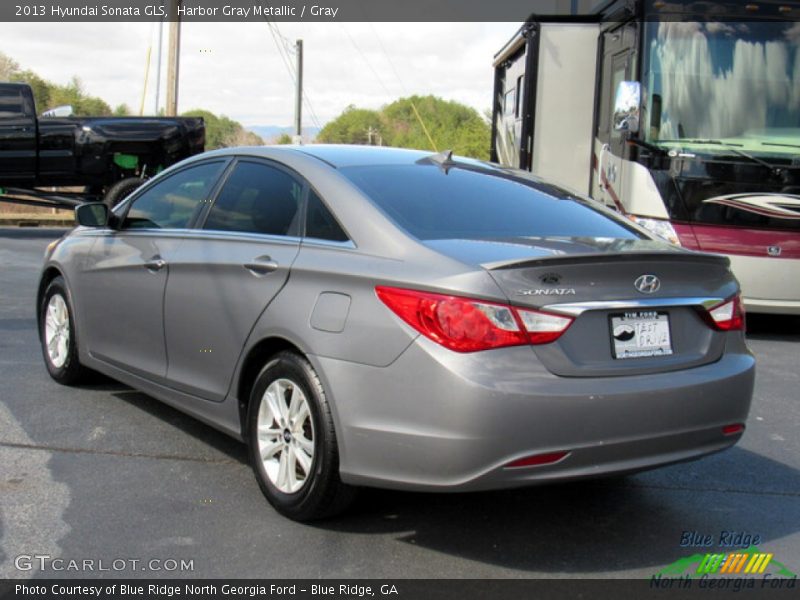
(40, 276, 91, 385)
(247, 351, 356, 521)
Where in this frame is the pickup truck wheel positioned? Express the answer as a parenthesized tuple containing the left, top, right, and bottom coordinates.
(103, 177, 144, 208)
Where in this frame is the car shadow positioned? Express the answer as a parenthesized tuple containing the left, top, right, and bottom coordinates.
(313, 447, 800, 574)
(108, 388, 248, 465)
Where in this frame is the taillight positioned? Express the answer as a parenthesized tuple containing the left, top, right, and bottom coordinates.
(375, 286, 574, 352)
(706, 295, 745, 331)
(516, 308, 575, 344)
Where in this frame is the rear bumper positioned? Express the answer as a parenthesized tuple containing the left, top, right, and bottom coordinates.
(313, 335, 755, 491)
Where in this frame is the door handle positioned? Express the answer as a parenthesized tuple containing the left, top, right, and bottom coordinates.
(244, 256, 278, 276)
(144, 258, 167, 272)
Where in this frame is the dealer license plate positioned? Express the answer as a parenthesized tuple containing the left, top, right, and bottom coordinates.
(610, 311, 673, 359)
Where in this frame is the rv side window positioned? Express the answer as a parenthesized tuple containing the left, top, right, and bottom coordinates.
(504, 89, 516, 116)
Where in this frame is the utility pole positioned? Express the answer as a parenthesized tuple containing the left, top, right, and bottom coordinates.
(367, 127, 383, 146)
(165, 0, 182, 117)
(154, 2, 164, 114)
(293, 39, 303, 144)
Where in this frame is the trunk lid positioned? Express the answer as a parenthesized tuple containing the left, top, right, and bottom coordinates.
(425, 237, 739, 377)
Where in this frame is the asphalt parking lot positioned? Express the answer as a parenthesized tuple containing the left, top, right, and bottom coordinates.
(1, 227, 799, 580)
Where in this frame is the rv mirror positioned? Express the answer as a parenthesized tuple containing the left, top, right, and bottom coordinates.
(613, 81, 641, 134)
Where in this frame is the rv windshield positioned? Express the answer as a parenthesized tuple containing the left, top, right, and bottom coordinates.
(642, 21, 800, 154)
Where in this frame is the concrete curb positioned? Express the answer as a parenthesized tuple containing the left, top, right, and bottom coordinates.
(0, 215, 75, 227)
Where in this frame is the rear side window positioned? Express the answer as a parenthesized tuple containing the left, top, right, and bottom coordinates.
(0, 87, 25, 118)
(340, 164, 642, 241)
(204, 161, 303, 236)
(123, 161, 224, 229)
(305, 189, 349, 242)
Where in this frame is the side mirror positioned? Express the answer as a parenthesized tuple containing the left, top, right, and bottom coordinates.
(75, 203, 109, 228)
(613, 80, 641, 135)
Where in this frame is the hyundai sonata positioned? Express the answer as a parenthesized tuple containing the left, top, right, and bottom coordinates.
(38, 145, 754, 520)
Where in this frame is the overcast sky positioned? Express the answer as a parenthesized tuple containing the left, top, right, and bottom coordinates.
(1, 22, 518, 129)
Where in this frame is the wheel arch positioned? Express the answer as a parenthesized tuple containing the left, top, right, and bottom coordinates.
(235, 336, 306, 436)
(37, 266, 65, 328)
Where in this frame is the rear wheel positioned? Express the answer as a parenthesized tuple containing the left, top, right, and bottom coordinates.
(40, 276, 90, 385)
(247, 351, 356, 520)
(103, 177, 144, 208)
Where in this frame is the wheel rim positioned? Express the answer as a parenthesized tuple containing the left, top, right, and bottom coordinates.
(256, 378, 315, 494)
(44, 294, 70, 369)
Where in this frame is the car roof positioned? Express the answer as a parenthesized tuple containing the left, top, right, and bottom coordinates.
(202, 144, 492, 170)
(291, 144, 433, 167)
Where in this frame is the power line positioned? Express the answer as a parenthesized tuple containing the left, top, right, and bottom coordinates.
(339, 24, 394, 97)
(264, 20, 323, 131)
(366, 21, 409, 95)
(340, 23, 438, 151)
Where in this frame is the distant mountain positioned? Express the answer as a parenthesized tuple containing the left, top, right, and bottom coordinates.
(246, 125, 321, 143)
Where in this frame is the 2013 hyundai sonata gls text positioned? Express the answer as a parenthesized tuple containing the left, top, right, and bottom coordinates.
(38, 145, 755, 520)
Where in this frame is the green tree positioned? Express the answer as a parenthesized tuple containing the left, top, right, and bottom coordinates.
(1, 52, 117, 116)
(381, 95, 490, 159)
(182, 109, 263, 150)
(318, 96, 491, 160)
(0, 52, 19, 80)
(9, 70, 51, 111)
(275, 133, 293, 145)
(182, 109, 234, 149)
(113, 103, 131, 116)
(317, 105, 384, 145)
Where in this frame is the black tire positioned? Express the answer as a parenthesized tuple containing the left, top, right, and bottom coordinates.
(247, 351, 356, 521)
(103, 177, 143, 208)
(39, 276, 91, 385)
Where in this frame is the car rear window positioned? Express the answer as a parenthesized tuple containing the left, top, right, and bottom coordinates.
(340, 164, 643, 241)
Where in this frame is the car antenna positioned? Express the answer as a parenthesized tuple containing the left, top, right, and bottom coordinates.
(428, 149, 456, 174)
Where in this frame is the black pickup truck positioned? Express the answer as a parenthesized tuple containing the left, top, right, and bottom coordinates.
(0, 82, 204, 207)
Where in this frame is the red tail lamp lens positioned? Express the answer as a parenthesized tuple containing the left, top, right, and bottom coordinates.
(375, 286, 527, 352)
(707, 295, 745, 331)
(516, 308, 575, 345)
(375, 287, 574, 352)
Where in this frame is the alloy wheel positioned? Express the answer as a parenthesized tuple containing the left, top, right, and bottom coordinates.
(44, 294, 70, 368)
(256, 378, 315, 494)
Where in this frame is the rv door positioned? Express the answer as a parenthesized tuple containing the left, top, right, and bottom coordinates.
(592, 24, 637, 212)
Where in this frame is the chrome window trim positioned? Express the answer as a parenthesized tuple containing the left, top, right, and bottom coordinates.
(176, 229, 303, 245)
(541, 296, 724, 316)
(301, 238, 357, 250)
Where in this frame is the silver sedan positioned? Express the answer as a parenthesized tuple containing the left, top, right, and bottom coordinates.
(38, 145, 754, 520)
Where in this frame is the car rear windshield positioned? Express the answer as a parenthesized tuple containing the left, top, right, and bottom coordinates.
(339, 164, 643, 241)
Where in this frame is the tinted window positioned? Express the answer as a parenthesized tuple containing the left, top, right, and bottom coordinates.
(305, 189, 349, 242)
(204, 161, 302, 236)
(341, 164, 642, 241)
(123, 162, 223, 229)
